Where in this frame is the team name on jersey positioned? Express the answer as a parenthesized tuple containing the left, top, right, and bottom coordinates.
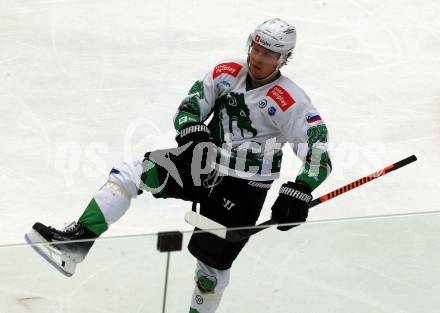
(212, 62, 243, 79)
(267, 85, 295, 112)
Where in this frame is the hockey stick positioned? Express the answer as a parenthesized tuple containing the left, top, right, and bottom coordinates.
(185, 154, 417, 242)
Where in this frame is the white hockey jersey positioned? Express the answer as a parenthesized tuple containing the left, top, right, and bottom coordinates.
(175, 58, 331, 190)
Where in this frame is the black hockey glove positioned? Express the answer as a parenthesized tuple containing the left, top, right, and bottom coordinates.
(175, 122, 211, 148)
(175, 122, 216, 167)
(271, 181, 312, 231)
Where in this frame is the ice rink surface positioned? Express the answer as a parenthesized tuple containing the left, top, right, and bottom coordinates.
(0, 0, 439, 311)
(1, 0, 438, 243)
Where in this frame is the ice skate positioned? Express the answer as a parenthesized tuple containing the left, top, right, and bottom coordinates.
(25, 221, 97, 277)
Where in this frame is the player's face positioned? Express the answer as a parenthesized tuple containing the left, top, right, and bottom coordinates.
(248, 43, 280, 80)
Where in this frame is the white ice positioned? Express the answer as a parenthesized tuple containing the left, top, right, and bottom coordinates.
(0, 0, 439, 311)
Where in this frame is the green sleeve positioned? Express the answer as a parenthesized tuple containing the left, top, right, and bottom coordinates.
(295, 124, 332, 191)
(173, 80, 205, 131)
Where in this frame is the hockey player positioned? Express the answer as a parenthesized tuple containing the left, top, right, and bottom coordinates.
(25, 18, 332, 313)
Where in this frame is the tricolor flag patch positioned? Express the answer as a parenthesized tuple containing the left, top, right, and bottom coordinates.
(306, 115, 322, 123)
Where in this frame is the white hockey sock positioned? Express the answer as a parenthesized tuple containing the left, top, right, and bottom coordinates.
(94, 181, 132, 225)
(78, 160, 143, 235)
(189, 261, 230, 313)
(190, 288, 224, 313)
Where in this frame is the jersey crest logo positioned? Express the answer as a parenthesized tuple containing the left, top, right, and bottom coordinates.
(266, 85, 295, 112)
(224, 93, 257, 137)
(212, 62, 243, 79)
(208, 92, 258, 143)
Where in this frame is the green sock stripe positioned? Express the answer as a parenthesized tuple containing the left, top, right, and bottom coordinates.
(140, 158, 164, 193)
(145, 159, 161, 188)
(78, 198, 108, 236)
(189, 308, 200, 313)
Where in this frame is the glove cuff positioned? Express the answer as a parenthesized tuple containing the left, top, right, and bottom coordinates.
(176, 122, 210, 146)
(279, 182, 312, 203)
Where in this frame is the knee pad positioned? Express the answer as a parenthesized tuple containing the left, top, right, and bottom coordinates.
(195, 261, 230, 295)
(107, 159, 144, 198)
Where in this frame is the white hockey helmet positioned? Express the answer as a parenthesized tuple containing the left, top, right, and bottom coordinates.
(248, 18, 296, 65)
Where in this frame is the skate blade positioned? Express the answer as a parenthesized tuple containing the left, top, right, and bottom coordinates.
(24, 231, 76, 277)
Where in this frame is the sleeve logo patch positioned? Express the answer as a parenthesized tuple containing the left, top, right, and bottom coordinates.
(266, 85, 295, 111)
(212, 62, 243, 79)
